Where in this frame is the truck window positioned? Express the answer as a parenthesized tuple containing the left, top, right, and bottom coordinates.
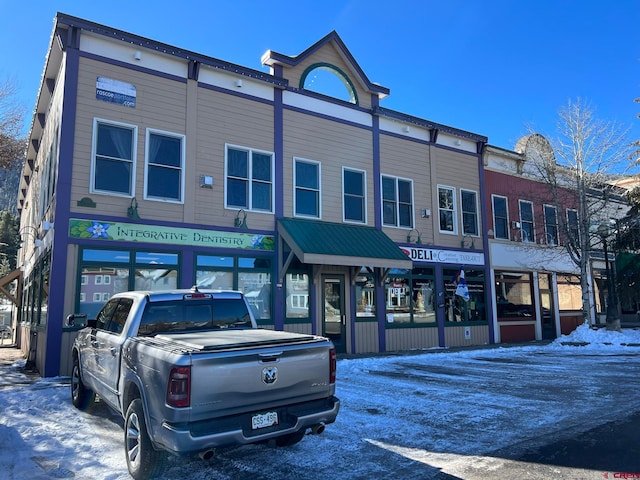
(95, 299, 120, 331)
(107, 298, 133, 334)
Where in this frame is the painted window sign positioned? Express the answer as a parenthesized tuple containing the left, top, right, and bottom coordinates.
(96, 77, 137, 108)
(69, 219, 274, 251)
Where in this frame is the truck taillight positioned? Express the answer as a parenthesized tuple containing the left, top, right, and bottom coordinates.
(329, 348, 336, 384)
(167, 366, 191, 408)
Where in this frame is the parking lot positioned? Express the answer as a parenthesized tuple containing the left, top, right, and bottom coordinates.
(2, 332, 640, 479)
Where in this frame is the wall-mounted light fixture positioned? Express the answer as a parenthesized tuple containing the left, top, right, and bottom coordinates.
(200, 175, 213, 188)
(421, 208, 431, 218)
(19, 226, 44, 248)
(234, 209, 248, 229)
(454, 139, 462, 146)
(134, 51, 142, 61)
(127, 198, 141, 219)
(403, 126, 410, 133)
(235, 79, 243, 88)
(406, 229, 422, 244)
(461, 235, 475, 249)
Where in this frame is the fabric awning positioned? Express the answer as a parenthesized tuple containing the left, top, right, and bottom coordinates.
(278, 218, 412, 269)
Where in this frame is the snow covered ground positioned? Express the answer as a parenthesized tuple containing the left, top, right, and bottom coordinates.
(1, 324, 639, 480)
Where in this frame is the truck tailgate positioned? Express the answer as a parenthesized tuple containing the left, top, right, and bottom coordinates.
(157, 329, 334, 421)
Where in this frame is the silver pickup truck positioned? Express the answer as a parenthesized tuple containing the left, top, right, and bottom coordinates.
(69, 287, 339, 479)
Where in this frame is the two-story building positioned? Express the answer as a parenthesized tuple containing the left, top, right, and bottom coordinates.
(13, 13, 492, 376)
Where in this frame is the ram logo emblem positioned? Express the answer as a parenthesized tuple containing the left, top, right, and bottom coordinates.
(262, 367, 278, 384)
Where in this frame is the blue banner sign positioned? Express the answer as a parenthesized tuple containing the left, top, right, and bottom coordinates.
(96, 77, 136, 108)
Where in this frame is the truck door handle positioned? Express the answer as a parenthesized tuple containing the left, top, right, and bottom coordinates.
(109, 347, 117, 356)
(342, 315, 346, 326)
(91, 341, 99, 348)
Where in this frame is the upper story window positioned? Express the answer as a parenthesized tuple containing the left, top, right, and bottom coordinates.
(461, 189, 478, 236)
(438, 186, 457, 234)
(343, 168, 366, 223)
(145, 129, 185, 202)
(294, 158, 320, 218)
(544, 205, 559, 246)
(382, 175, 413, 228)
(91, 119, 137, 196)
(567, 209, 579, 245)
(492, 195, 509, 240)
(300, 63, 358, 105)
(519, 200, 535, 243)
(225, 145, 274, 213)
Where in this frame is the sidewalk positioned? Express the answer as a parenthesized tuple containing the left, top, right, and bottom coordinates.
(0, 345, 39, 388)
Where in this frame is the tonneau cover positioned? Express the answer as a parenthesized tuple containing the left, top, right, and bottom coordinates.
(155, 328, 321, 351)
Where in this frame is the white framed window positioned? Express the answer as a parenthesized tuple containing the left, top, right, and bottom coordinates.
(144, 129, 185, 203)
(93, 293, 102, 302)
(382, 175, 413, 228)
(519, 200, 535, 243)
(460, 189, 478, 236)
(567, 209, 579, 245)
(81, 275, 88, 285)
(103, 275, 111, 285)
(438, 185, 457, 234)
(79, 293, 86, 303)
(102, 293, 110, 301)
(343, 167, 366, 223)
(492, 195, 509, 240)
(95, 275, 103, 285)
(90, 118, 137, 197)
(225, 144, 274, 213)
(544, 205, 559, 246)
(294, 158, 321, 218)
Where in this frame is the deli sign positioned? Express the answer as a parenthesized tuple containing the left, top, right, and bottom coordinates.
(401, 247, 484, 266)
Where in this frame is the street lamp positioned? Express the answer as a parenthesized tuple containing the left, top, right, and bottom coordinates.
(597, 222, 621, 331)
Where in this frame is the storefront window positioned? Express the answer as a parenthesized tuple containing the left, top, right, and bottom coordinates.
(355, 268, 375, 318)
(557, 274, 582, 311)
(444, 268, 487, 323)
(495, 272, 533, 319)
(78, 248, 179, 318)
(195, 255, 272, 322)
(239, 260, 271, 321)
(286, 273, 310, 319)
(385, 268, 435, 324)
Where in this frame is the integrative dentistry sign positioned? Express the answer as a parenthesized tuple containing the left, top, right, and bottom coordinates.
(69, 219, 274, 251)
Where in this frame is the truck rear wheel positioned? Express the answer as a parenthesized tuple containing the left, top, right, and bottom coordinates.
(71, 357, 95, 410)
(125, 398, 167, 480)
(275, 429, 306, 447)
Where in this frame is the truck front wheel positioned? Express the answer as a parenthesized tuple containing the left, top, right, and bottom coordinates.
(125, 398, 167, 480)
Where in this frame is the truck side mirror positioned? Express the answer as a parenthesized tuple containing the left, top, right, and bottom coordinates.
(67, 313, 88, 328)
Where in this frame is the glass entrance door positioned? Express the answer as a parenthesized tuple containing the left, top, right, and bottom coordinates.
(539, 274, 556, 339)
(323, 275, 346, 353)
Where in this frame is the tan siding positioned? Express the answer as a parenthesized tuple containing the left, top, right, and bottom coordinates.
(430, 145, 483, 249)
(380, 135, 432, 244)
(386, 327, 440, 351)
(355, 322, 379, 353)
(72, 57, 189, 222)
(283, 110, 373, 223)
(284, 323, 313, 335)
(444, 325, 489, 347)
(194, 87, 275, 231)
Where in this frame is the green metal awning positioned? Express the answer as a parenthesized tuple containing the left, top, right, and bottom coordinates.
(278, 218, 412, 269)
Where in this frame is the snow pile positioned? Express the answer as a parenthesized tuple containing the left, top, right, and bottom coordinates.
(551, 322, 640, 348)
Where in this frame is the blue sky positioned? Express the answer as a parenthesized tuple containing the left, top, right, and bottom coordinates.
(1, 0, 638, 151)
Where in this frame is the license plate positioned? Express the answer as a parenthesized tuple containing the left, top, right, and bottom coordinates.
(251, 411, 278, 430)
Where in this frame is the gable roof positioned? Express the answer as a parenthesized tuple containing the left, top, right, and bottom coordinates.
(262, 31, 390, 99)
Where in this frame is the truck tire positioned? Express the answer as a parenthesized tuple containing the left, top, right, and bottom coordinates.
(71, 357, 95, 410)
(275, 429, 306, 447)
(125, 398, 167, 480)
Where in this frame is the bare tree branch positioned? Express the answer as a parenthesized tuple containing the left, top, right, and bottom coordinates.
(0, 78, 27, 169)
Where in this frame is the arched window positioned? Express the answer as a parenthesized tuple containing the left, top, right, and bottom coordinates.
(300, 63, 358, 105)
